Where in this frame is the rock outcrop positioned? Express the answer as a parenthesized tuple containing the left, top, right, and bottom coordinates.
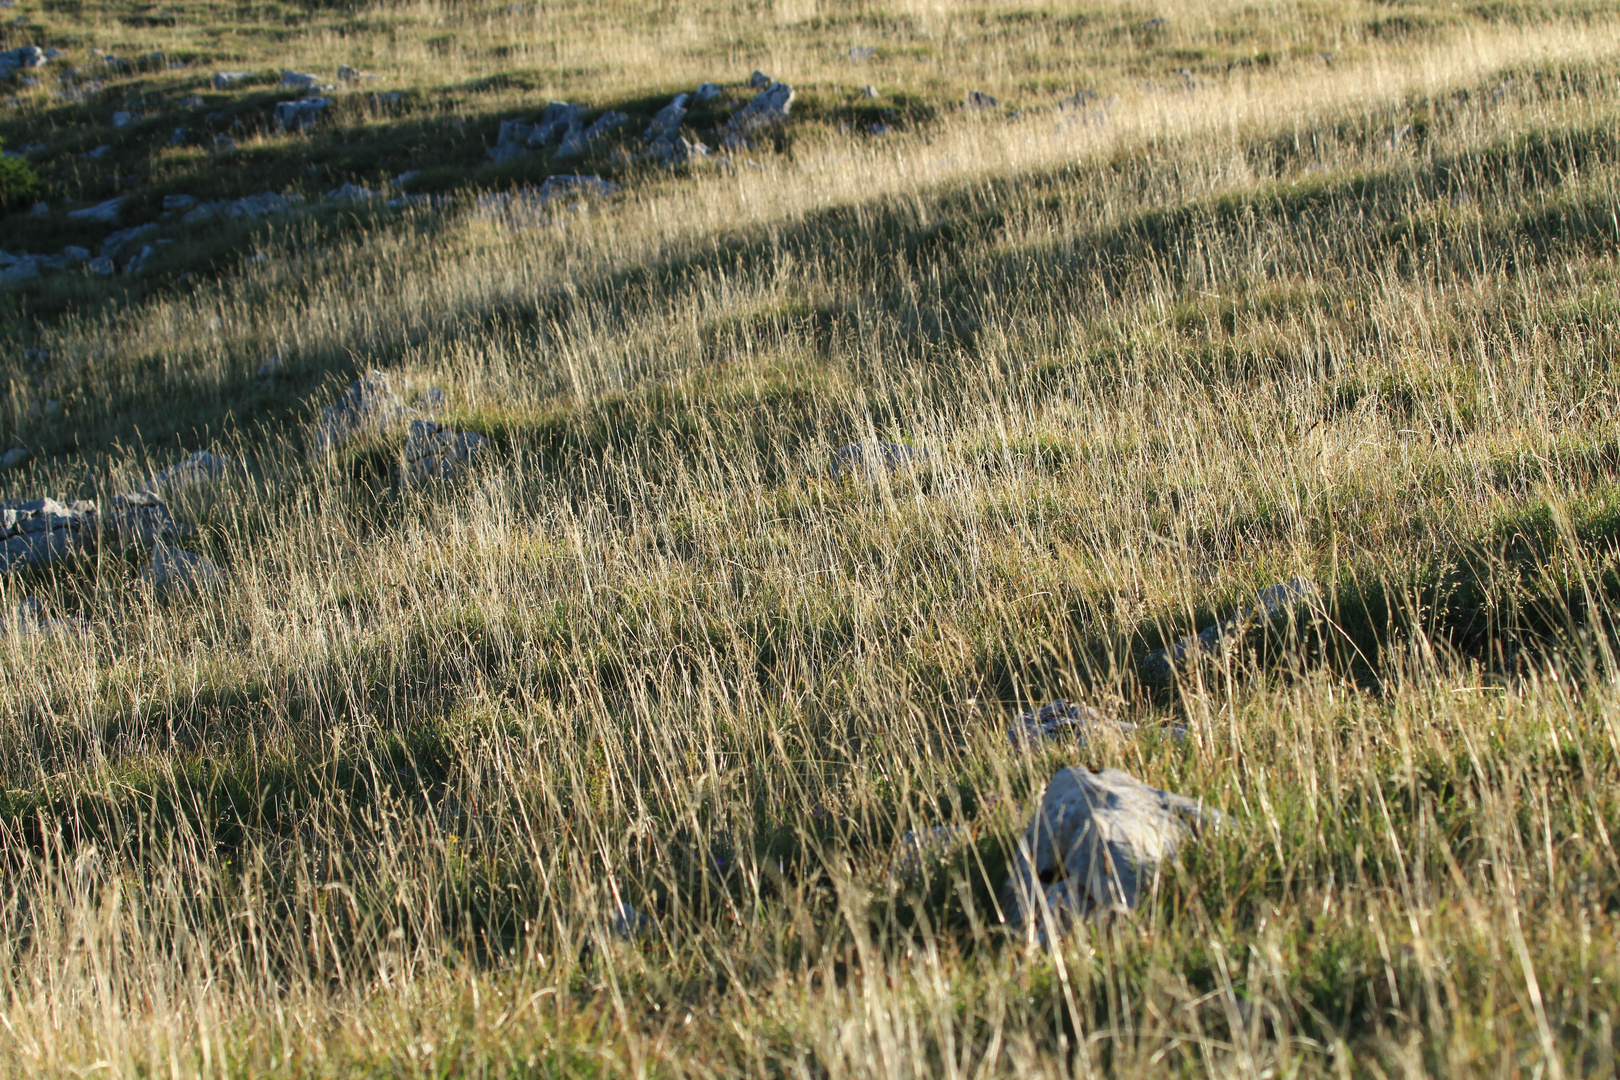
(0, 497, 96, 574)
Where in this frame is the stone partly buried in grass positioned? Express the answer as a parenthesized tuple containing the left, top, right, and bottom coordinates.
(274, 97, 330, 133)
(315, 370, 413, 451)
(1140, 577, 1321, 683)
(401, 419, 488, 485)
(1005, 767, 1220, 936)
(829, 440, 929, 480)
(142, 541, 222, 596)
(0, 497, 97, 574)
(1008, 699, 1186, 747)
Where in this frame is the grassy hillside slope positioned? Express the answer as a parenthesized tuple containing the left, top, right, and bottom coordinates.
(5, 0, 1620, 1076)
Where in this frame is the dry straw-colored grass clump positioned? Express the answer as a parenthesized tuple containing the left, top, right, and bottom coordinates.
(4, 0, 1620, 1075)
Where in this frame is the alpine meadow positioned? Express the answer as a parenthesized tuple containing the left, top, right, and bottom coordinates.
(4, 0, 1620, 1075)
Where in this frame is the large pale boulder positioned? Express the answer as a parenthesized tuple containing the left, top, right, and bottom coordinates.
(1005, 768, 1218, 933)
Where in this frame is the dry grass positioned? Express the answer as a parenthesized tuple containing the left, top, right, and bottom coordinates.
(4, 0, 1620, 1076)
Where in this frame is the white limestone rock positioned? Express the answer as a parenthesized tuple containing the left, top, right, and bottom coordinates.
(1005, 768, 1219, 934)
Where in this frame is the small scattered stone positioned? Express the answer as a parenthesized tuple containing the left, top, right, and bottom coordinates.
(0, 448, 25, 469)
(848, 45, 876, 62)
(213, 70, 249, 90)
(162, 193, 196, 211)
(279, 70, 319, 89)
(829, 440, 927, 480)
(257, 354, 283, 378)
(336, 64, 359, 81)
(29, 200, 46, 216)
(1004, 768, 1218, 934)
(966, 90, 999, 110)
(168, 126, 187, 144)
(748, 70, 771, 89)
(111, 109, 135, 127)
(694, 81, 722, 102)
(415, 386, 446, 411)
(179, 94, 204, 108)
(61, 245, 89, 262)
(213, 134, 237, 151)
(87, 257, 114, 276)
(142, 541, 220, 595)
(861, 85, 879, 98)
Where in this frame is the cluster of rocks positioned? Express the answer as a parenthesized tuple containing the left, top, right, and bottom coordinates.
(0, 475, 220, 599)
(314, 371, 488, 485)
(488, 101, 628, 164)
